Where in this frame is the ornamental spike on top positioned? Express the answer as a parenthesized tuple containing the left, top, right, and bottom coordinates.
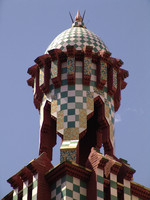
(72, 10, 86, 28)
(75, 10, 83, 22)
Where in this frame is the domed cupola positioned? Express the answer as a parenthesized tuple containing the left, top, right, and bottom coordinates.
(45, 10, 108, 53)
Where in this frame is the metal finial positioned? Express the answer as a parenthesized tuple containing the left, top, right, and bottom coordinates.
(75, 10, 83, 22)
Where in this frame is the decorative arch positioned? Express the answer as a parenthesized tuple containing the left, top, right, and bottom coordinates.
(77, 96, 113, 166)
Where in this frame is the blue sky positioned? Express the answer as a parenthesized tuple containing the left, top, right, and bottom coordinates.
(0, 0, 150, 198)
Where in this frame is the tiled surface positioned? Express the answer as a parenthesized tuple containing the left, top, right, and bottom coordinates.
(97, 168, 104, 200)
(64, 128, 79, 140)
(84, 57, 92, 75)
(72, 21, 85, 28)
(60, 140, 78, 149)
(60, 140, 78, 162)
(13, 188, 18, 200)
(51, 174, 87, 200)
(45, 24, 108, 54)
(110, 173, 117, 200)
(40, 60, 115, 160)
(124, 179, 131, 200)
(60, 149, 76, 162)
(49, 62, 114, 136)
(67, 57, 75, 74)
(113, 69, 117, 89)
(100, 61, 107, 81)
(22, 180, 28, 200)
(32, 174, 38, 200)
(51, 60, 58, 78)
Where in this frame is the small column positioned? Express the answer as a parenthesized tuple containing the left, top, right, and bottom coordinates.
(123, 179, 131, 200)
(22, 180, 28, 200)
(110, 173, 117, 200)
(97, 168, 104, 200)
(13, 188, 18, 200)
(104, 156, 121, 200)
(118, 159, 135, 200)
(97, 157, 108, 200)
(32, 174, 38, 200)
(19, 167, 33, 200)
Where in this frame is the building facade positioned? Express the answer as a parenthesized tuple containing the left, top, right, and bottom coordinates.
(2, 11, 150, 200)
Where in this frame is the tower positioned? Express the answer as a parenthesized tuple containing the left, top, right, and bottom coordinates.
(2, 11, 150, 200)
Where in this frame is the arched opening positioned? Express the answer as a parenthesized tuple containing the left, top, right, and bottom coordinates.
(78, 97, 113, 166)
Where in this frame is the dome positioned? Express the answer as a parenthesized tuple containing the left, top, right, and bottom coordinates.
(45, 12, 108, 54)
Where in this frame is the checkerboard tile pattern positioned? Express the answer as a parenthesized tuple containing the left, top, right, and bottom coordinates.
(72, 21, 85, 28)
(43, 59, 115, 154)
(49, 62, 114, 134)
(22, 180, 28, 200)
(124, 179, 131, 200)
(110, 173, 117, 200)
(41, 57, 115, 161)
(51, 174, 87, 200)
(45, 25, 108, 54)
(61, 140, 78, 149)
(60, 140, 78, 162)
(97, 168, 104, 200)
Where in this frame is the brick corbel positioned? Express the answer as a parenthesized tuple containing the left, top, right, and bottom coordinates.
(27, 64, 38, 88)
(7, 174, 23, 191)
(117, 159, 135, 182)
(111, 162, 122, 175)
(18, 167, 33, 183)
(27, 153, 53, 175)
(26, 153, 53, 200)
(27, 77, 34, 88)
(45, 161, 91, 184)
(99, 49, 111, 60)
